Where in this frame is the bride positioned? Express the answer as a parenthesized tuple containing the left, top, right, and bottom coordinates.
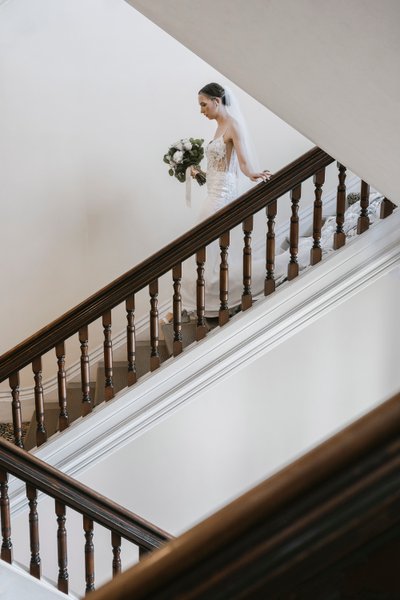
(181, 82, 271, 314)
(195, 82, 270, 218)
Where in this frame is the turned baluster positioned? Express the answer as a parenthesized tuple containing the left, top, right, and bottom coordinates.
(83, 515, 95, 593)
(32, 356, 47, 447)
(149, 280, 160, 371)
(310, 168, 326, 265)
(126, 294, 137, 386)
(26, 484, 41, 579)
(172, 264, 183, 356)
(55, 500, 69, 594)
(111, 531, 122, 578)
(79, 326, 92, 416)
(9, 372, 23, 448)
(103, 310, 114, 401)
(0, 469, 12, 563)
(333, 163, 347, 249)
(380, 197, 395, 219)
(219, 232, 230, 326)
(265, 200, 277, 295)
(196, 247, 207, 341)
(242, 216, 253, 310)
(357, 180, 370, 234)
(288, 185, 301, 281)
(55, 342, 69, 432)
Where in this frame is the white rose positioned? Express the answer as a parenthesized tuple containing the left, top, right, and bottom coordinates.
(184, 141, 192, 151)
(173, 150, 183, 163)
(175, 142, 183, 151)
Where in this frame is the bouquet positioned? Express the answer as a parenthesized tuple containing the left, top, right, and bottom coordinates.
(163, 138, 206, 186)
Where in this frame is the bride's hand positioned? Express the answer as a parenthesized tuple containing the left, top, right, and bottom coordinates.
(191, 166, 200, 178)
(249, 170, 272, 182)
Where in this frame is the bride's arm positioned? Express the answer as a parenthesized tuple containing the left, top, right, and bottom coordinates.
(230, 121, 271, 182)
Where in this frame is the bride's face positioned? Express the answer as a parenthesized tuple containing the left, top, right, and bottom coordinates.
(198, 94, 218, 120)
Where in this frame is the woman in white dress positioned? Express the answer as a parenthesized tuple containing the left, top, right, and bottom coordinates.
(181, 83, 271, 314)
(180, 83, 389, 319)
(196, 83, 270, 219)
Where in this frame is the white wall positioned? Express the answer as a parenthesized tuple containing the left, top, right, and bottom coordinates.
(128, 0, 400, 204)
(0, 0, 311, 371)
(0, 560, 67, 600)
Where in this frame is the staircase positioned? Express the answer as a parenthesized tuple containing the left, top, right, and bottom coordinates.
(0, 148, 397, 456)
(23, 341, 170, 451)
(0, 146, 398, 597)
(3, 389, 399, 598)
(22, 312, 221, 450)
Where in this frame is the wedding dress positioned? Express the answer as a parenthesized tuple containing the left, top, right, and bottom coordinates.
(181, 135, 269, 314)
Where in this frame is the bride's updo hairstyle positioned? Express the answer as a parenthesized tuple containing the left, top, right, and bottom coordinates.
(198, 82, 231, 106)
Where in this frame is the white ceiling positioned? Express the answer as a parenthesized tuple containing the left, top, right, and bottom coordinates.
(126, 0, 400, 203)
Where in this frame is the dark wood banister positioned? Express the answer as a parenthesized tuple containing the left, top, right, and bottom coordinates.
(89, 391, 400, 599)
(0, 436, 172, 551)
(0, 146, 334, 382)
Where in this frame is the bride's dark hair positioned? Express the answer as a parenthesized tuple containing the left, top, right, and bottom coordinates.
(198, 82, 230, 106)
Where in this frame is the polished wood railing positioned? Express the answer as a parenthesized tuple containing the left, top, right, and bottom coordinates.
(0, 147, 395, 449)
(89, 391, 400, 599)
(0, 436, 172, 594)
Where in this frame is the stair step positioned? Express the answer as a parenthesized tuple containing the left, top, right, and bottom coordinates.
(162, 316, 220, 356)
(24, 383, 96, 451)
(162, 322, 198, 356)
(24, 341, 170, 450)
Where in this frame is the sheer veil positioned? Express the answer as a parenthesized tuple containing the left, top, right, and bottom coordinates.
(223, 86, 260, 192)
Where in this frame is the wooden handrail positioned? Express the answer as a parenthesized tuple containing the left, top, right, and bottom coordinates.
(0, 436, 172, 551)
(89, 392, 400, 599)
(0, 146, 334, 382)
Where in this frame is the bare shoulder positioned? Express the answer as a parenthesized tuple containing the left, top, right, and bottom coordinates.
(225, 117, 243, 141)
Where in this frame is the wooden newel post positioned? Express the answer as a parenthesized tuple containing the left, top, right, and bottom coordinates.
(9, 372, 23, 448)
(333, 163, 347, 249)
(357, 180, 370, 234)
(0, 468, 12, 563)
(288, 185, 301, 280)
(102, 310, 114, 401)
(219, 232, 230, 326)
(242, 215, 253, 310)
(79, 326, 92, 417)
(196, 247, 207, 341)
(149, 280, 160, 371)
(265, 200, 277, 295)
(32, 356, 47, 447)
(310, 168, 326, 265)
(55, 342, 69, 432)
(172, 264, 183, 356)
(126, 294, 137, 386)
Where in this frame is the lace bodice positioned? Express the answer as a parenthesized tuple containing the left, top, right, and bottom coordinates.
(206, 136, 238, 175)
(200, 136, 239, 219)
